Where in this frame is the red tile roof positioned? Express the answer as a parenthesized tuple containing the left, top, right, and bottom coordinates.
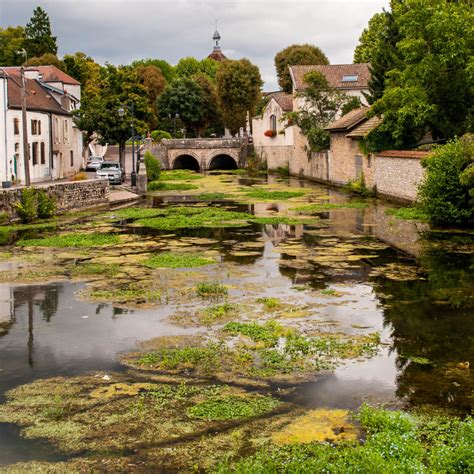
(290, 63, 370, 91)
(325, 107, 369, 132)
(5, 74, 70, 115)
(2, 65, 80, 85)
(377, 150, 431, 159)
(269, 91, 293, 112)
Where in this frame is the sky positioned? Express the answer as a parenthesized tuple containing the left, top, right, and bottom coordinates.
(1, 0, 389, 90)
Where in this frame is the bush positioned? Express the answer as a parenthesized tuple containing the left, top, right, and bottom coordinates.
(151, 130, 172, 142)
(36, 190, 56, 219)
(419, 134, 474, 226)
(144, 152, 161, 182)
(72, 172, 87, 181)
(14, 188, 38, 223)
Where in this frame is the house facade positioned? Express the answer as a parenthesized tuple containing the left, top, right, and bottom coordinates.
(0, 66, 83, 185)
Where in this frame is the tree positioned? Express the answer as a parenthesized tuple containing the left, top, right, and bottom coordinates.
(131, 58, 175, 83)
(419, 135, 474, 227)
(367, 0, 474, 150)
(63, 52, 101, 86)
(157, 78, 216, 137)
(353, 12, 389, 64)
(24, 7, 57, 58)
(27, 53, 64, 70)
(0, 26, 25, 66)
(216, 59, 263, 135)
(274, 44, 329, 93)
(135, 65, 166, 129)
(175, 57, 220, 82)
(288, 71, 357, 151)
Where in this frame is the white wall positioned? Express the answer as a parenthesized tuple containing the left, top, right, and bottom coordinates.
(0, 77, 7, 182)
(252, 98, 293, 148)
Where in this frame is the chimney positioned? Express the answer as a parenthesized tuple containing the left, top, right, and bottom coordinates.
(24, 68, 40, 80)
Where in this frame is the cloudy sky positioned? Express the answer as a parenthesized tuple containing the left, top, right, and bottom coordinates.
(1, 0, 388, 90)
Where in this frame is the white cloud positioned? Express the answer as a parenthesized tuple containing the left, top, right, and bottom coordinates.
(1, 0, 389, 89)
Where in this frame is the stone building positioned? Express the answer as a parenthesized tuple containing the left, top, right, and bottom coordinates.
(0, 66, 83, 184)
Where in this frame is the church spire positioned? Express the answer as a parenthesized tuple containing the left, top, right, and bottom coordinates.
(207, 21, 227, 62)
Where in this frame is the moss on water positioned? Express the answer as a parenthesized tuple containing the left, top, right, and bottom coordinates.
(17, 233, 121, 248)
(245, 189, 306, 201)
(143, 251, 216, 269)
(148, 181, 199, 191)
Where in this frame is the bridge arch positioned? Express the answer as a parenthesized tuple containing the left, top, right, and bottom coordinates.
(207, 153, 238, 171)
(172, 154, 201, 171)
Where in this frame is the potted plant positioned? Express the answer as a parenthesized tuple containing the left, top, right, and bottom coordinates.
(264, 130, 276, 138)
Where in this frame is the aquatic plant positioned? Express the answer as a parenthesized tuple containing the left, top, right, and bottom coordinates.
(196, 281, 228, 298)
(198, 193, 231, 200)
(245, 189, 306, 201)
(18, 232, 120, 248)
(386, 206, 429, 221)
(294, 201, 368, 213)
(89, 281, 161, 305)
(201, 303, 238, 326)
(143, 252, 216, 269)
(256, 297, 282, 310)
(251, 216, 304, 225)
(148, 181, 199, 191)
(159, 170, 204, 181)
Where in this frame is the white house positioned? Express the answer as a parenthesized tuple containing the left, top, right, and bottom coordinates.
(0, 66, 83, 185)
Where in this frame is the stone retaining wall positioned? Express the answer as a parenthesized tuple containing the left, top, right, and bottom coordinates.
(0, 179, 110, 219)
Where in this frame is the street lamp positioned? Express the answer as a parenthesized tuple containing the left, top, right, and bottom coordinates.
(168, 113, 180, 138)
(118, 103, 137, 187)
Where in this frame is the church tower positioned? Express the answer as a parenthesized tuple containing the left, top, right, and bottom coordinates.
(207, 26, 227, 62)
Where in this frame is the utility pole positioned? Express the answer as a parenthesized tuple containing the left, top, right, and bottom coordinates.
(20, 67, 31, 186)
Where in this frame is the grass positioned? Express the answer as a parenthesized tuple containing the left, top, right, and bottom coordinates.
(187, 395, 279, 421)
(386, 207, 429, 222)
(245, 189, 306, 201)
(70, 263, 121, 278)
(17, 233, 120, 248)
(201, 303, 237, 325)
(196, 282, 228, 298)
(216, 404, 474, 473)
(256, 297, 282, 310)
(148, 181, 199, 191)
(143, 252, 216, 269)
(294, 202, 368, 212)
(159, 170, 204, 181)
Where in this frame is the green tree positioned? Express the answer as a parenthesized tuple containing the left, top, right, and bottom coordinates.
(288, 71, 357, 151)
(274, 44, 329, 93)
(353, 12, 389, 64)
(216, 58, 263, 135)
(0, 26, 25, 66)
(367, 0, 473, 150)
(131, 58, 175, 83)
(157, 78, 215, 137)
(24, 7, 57, 58)
(27, 53, 64, 70)
(175, 57, 220, 82)
(63, 52, 100, 85)
(419, 135, 474, 227)
(135, 64, 166, 130)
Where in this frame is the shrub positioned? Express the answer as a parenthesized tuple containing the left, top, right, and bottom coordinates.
(72, 172, 87, 181)
(419, 134, 474, 226)
(36, 190, 56, 219)
(343, 173, 375, 197)
(14, 188, 38, 223)
(144, 152, 161, 182)
(151, 130, 172, 142)
(0, 211, 8, 224)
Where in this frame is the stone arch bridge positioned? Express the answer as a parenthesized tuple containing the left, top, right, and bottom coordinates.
(148, 138, 249, 172)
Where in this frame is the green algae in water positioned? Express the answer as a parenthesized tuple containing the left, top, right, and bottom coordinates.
(196, 281, 228, 298)
(386, 206, 429, 222)
(70, 263, 121, 277)
(143, 252, 216, 269)
(294, 202, 368, 212)
(245, 189, 306, 200)
(251, 216, 308, 225)
(148, 181, 199, 191)
(159, 170, 204, 181)
(17, 233, 121, 248)
(187, 395, 280, 420)
(89, 281, 161, 305)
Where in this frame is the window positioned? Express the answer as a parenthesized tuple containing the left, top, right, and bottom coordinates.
(63, 120, 69, 143)
(54, 118, 59, 143)
(355, 155, 363, 179)
(38, 120, 41, 135)
(367, 155, 372, 168)
(32, 142, 39, 165)
(31, 119, 41, 135)
(270, 114, 277, 133)
(342, 74, 359, 82)
(40, 142, 46, 165)
(13, 118, 20, 135)
(70, 150, 74, 167)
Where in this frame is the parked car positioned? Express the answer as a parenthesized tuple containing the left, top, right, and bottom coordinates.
(96, 161, 125, 185)
(85, 156, 104, 171)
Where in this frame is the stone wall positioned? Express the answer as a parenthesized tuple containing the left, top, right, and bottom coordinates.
(375, 154, 426, 202)
(0, 179, 110, 219)
(255, 145, 292, 170)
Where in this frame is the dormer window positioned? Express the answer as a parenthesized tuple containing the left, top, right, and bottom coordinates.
(342, 74, 359, 82)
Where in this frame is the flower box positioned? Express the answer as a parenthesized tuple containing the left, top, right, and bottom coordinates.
(264, 130, 276, 138)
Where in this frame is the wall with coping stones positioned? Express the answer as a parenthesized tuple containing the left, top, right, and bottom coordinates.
(0, 179, 110, 219)
(375, 156, 425, 203)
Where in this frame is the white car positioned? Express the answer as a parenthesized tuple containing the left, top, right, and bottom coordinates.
(86, 156, 104, 171)
(96, 161, 124, 185)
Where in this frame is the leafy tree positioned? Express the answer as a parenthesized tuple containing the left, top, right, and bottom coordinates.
(131, 58, 175, 83)
(274, 44, 329, 93)
(288, 71, 357, 151)
(216, 58, 263, 135)
(135, 65, 166, 129)
(24, 7, 57, 58)
(353, 12, 388, 64)
(27, 53, 64, 70)
(193, 73, 224, 135)
(419, 135, 474, 227)
(157, 78, 215, 137)
(367, 0, 473, 150)
(63, 52, 100, 85)
(0, 26, 25, 66)
(175, 57, 220, 82)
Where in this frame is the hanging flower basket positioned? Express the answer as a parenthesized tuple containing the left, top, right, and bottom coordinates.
(264, 130, 276, 137)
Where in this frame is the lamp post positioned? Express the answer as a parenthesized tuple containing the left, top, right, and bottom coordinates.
(169, 113, 180, 138)
(118, 103, 137, 187)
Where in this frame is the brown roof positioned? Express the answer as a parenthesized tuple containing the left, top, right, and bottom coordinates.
(269, 92, 293, 112)
(5, 74, 70, 115)
(2, 65, 80, 85)
(346, 115, 382, 138)
(325, 107, 369, 132)
(377, 150, 431, 159)
(207, 48, 227, 62)
(290, 63, 370, 91)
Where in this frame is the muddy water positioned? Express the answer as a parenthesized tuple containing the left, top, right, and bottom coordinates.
(0, 174, 473, 466)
